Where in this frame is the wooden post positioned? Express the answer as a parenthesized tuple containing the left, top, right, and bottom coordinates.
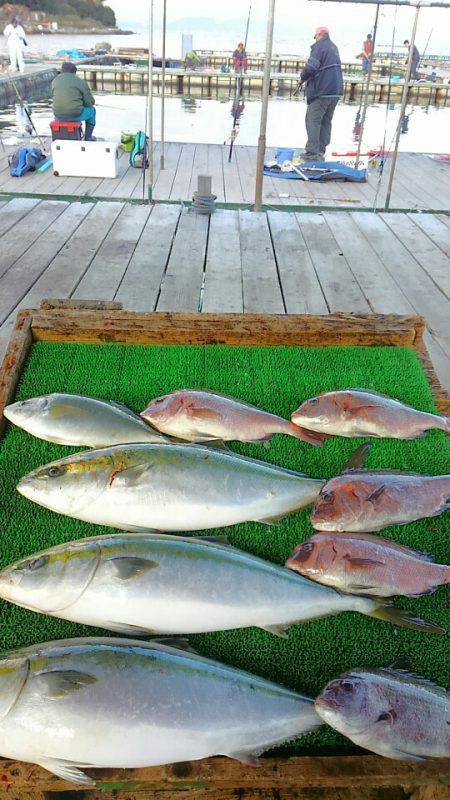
(254, 0, 276, 212)
(355, 3, 380, 169)
(160, 0, 167, 170)
(384, 2, 421, 210)
(198, 175, 212, 196)
(146, 0, 154, 201)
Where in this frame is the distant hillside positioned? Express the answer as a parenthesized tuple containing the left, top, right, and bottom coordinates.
(1, 1, 116, 27)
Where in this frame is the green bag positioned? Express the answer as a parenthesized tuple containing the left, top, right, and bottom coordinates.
(121, 131, 136, 154)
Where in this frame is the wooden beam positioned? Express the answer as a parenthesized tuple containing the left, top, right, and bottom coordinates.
(0, 755, 448, 792)
(0, 310, 33, 439)
(28, 310, 425, 348)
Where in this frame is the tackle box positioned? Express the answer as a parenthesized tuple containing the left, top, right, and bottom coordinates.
(51, 140, 119, 179)
(50, 120, 83, 141)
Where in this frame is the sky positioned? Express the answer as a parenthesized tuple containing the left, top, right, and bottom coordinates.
(107, 0, 449, 55)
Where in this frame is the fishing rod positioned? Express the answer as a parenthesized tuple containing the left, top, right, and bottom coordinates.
(228, 1, 252, 162)
(10, 78, 47, 151)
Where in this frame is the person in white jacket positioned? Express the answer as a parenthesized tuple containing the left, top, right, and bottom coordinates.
(4, 16, 28, 73)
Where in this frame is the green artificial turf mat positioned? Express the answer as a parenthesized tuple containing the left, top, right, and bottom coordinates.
(0, 341, 448, 757)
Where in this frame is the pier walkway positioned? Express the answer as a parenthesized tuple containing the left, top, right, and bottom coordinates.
(0, 199, 448, 390)
(0, 142, 449, 212)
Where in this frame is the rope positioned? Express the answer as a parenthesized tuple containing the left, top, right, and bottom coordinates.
(192, 191, 217, 215)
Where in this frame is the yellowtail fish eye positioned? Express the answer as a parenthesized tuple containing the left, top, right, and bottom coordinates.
(46, 465, 67, 479)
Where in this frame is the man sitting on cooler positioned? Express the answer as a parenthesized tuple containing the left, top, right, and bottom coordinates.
(52, 62, 97, 141)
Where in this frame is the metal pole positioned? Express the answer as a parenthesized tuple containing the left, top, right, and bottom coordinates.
(160, 0, 167, 170)
(384, 2, 420, 210)
(254, 0, 276, 212)
(355, 3, 380, 169)
(146, 0, 154, 200)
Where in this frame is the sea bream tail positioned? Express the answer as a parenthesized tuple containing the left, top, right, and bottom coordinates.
(286, 422, 329, 447)
(350, 594, 446, 635)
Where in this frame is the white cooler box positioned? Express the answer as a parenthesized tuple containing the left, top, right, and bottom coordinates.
(51, 140, 119, 179)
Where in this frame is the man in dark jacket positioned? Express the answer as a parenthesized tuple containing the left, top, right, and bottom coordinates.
(403, 39, 420, 80)
(52, 62, 97, 141)
(300, 27, 343, 161)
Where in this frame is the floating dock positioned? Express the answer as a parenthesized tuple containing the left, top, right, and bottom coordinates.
(78, 64, 450, 106)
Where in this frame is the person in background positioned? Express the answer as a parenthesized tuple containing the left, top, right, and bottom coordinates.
(300, 26, 343, 162)
(233, 42, 249, 72)
(357, 33, 373, 74)
(52, 62, 97, 141)
(404, 39, 420, 80)
(3, 16, 27, 74)
(185, 50, 202, 70)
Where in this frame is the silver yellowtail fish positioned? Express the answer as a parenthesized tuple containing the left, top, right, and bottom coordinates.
(291, 389, 450, 440)
(17, 444, 325, 531)
(3, 394, 170, 447)
(141, 389, 326, 446)
(311, 470, 450, 532)
(0, 533, 443, 637)
(315, 668, 450, 760)
(0, 637, 321, 785)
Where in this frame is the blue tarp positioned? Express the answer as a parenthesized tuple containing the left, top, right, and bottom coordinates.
(56, 49, 87, 60)
(264, 148, 367, 182)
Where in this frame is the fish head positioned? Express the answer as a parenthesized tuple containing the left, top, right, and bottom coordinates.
(316, 670, 396, 739)
(3, 395, 52, 436)
(0, 540, 100, 614)
(17, 449, 114, 516)
(0, 653, 29, 719)
(3, 394, 90, 445)
(285, 534, 334, 578)
(292, 394, 341, 433)
(311, 478, 365, 531)
(141, 392, 185, 427)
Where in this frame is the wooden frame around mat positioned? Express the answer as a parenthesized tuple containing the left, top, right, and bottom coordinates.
(0, 300, 448, 794)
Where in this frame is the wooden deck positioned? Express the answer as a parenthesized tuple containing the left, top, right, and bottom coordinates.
(0, 198, 448, 391)
(0, 142, 449, 211)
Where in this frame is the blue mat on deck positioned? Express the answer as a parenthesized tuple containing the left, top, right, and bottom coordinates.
(264, 148, 367, 182)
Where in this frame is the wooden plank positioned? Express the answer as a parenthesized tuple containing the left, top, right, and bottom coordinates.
(202, 210, 244, 313)
(296, 213, 370, 313)
(153, 142, 183, 201)
(351, 212, 450, 356)
(239, 210, 285, 313)
(170, 143, 197, 201)
(0, 202, 123, 357)
(267, 210, 328, 314)
(113, 144, 161, 201)
(116, 204, 182, 311)
(156, 209, 209, 312)
(223, 148, 245, 204)
(0, 755, 447, 792)
(0, 311, 33, 439)
(40, 299, 124, 311)
(321, 211, 415, 314)
(29, 311, 424, 349)
(234, 146, 256, 205)
(423, 330, 450, 397)
(408, 213, 450, 256)
(0, 197, 41, 238)
(381, 212, 450, 299)
(0, 200, 68, 280)
(0, 202, 92, 325)
(73, 204, 151, 301)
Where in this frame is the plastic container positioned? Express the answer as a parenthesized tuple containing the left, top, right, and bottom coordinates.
(51, 140, 119, 178)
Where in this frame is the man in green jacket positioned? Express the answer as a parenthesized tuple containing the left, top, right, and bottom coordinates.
(52, 62, 97, 140)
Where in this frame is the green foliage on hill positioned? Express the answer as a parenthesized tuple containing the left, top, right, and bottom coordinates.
(5, 1, 116, 27)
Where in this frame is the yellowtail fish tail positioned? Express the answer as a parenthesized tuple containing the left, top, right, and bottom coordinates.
(368, 602, 447, 635)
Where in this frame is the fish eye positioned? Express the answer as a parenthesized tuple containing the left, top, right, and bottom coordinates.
(321, 491, 334, 503)
(47, 465, 65, 479)
(292, 542, 314, 562)
(27, 555, 49, 572)
(153, 398, 165, 405)
(308, 398, 319, 405)
(377, 710, 396, 722)
(341, 681, 354, 692)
